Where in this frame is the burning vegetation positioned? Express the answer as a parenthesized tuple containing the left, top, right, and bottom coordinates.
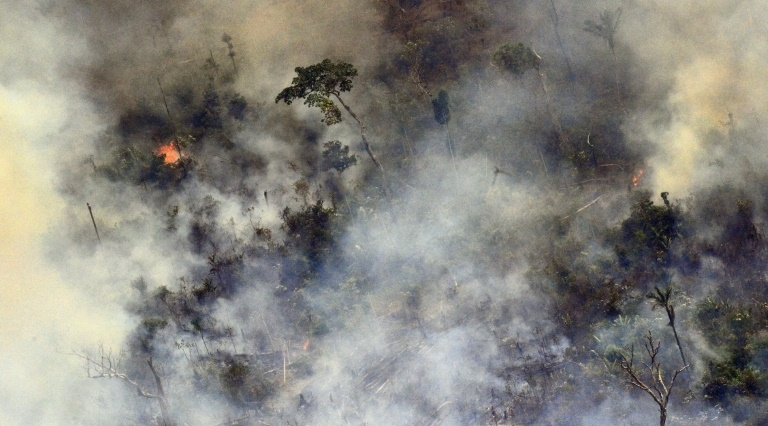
(156, 142, 180, 164)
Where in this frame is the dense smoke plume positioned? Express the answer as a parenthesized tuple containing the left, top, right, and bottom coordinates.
(6, 0, 768, 425)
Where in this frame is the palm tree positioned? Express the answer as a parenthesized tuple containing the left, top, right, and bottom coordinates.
(647, 286, 687, 367)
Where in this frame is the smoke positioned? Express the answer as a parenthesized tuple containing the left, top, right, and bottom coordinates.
(0, 2, 130, 425)
(8, 0, 768, 424)
(619, 0, 768, 196)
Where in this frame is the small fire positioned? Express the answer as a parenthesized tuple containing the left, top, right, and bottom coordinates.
(302, 339, 310, 351)
(632, 169, 644, 186)
(156, 142, 180, 164)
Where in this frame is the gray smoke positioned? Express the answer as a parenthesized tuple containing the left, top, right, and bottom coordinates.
(6, 0, 768, 425)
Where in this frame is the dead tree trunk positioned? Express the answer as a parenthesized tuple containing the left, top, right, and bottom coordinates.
(620, 331, 688, 426)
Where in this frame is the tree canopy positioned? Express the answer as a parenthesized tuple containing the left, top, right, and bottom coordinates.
(275, 59, 358, 125)
(491, 42, 540, 76)
(431, 90, 451, 125)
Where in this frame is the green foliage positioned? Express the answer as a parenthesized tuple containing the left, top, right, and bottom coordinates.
(604, 343, 627, 363)
(492, 42, 540, 76)
(136, 317, 168, 352)
(431, 90, 450, 125)
(281, 201, 338, 288)
(219, 358, 273, 406)
(536, 257, 632, 342)
(696, 298, 768, 404)
(282, 201, 336, 258)
(615, 191, 680, 267)
(704, 359, 763, 403)
(720, 198, 762, 262)
(97, 145, 187, 188)
(321, 140, 357, 174)
(192, 82, 222, 130)
(275, 59, 358, 125)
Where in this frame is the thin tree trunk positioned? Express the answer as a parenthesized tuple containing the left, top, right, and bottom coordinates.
(670, 322, 687, 367)
(445, 126, 458, 182)
(147, 357, 171, 426)
(199, 331, 210, 355)
(531, 50, 567, 149)
(611, 48, 622, 107)
(157, 78, 183, 160)
(87, 203, 101, 245)
(333, 95, 384, 173)
(333, 94, 391, 201)
(549, 0, 574, 81)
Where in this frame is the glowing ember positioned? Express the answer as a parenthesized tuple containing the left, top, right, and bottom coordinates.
(302, 339, 310, 351)
(632, 169, 644, 186)
(156, 142, 180, 164)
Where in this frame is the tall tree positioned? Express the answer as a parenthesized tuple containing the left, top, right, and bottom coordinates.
(275, 59, 384, 174)
(492, 42, 565, 164)
(548, 0, 574, 80)
(584, 8, 623, 105)
(647, 286, 687, 368)
(431, 89, 457, 174)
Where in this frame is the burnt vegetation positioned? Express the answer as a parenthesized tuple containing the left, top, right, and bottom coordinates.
(64, 1, 768, 425)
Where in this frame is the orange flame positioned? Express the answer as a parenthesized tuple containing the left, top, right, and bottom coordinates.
(302, 339, 310, 351)
(156, 142, 180, 164)
(632, 169, 644, 186)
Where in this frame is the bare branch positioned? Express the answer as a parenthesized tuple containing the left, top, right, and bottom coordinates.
(69, 347, 172, 425)
(619, 331, 688, 426)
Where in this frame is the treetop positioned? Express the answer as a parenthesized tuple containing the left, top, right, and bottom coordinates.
(275, 59, 358, 125)
(492, 42, 541, 76)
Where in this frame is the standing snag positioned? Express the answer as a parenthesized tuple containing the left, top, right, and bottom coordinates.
(73, 347, 172, 426)
(620, 331, 688, 426)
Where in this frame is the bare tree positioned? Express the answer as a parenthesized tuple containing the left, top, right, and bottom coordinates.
(72, 346, 172, 426)
(620, 331, 688, 426)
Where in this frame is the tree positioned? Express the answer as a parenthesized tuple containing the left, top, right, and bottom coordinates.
(584, 8, 623, 104)
(275, 59, 384, 175)
(492, 42, 565, 158)
(620, 331, 688, 426)
(431, 89, 450, 125)
(73, 346, 172, 426)
(548, 0, 574, 80)
(221, 33, 237, 74)
(616, 191, 680, 267)
(431, 90, 457, 174)
(491, 42, 540, 77)
(583, 8, 622, 57)
(321, 140, 357, 174)
(647, 286, 687, 368)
